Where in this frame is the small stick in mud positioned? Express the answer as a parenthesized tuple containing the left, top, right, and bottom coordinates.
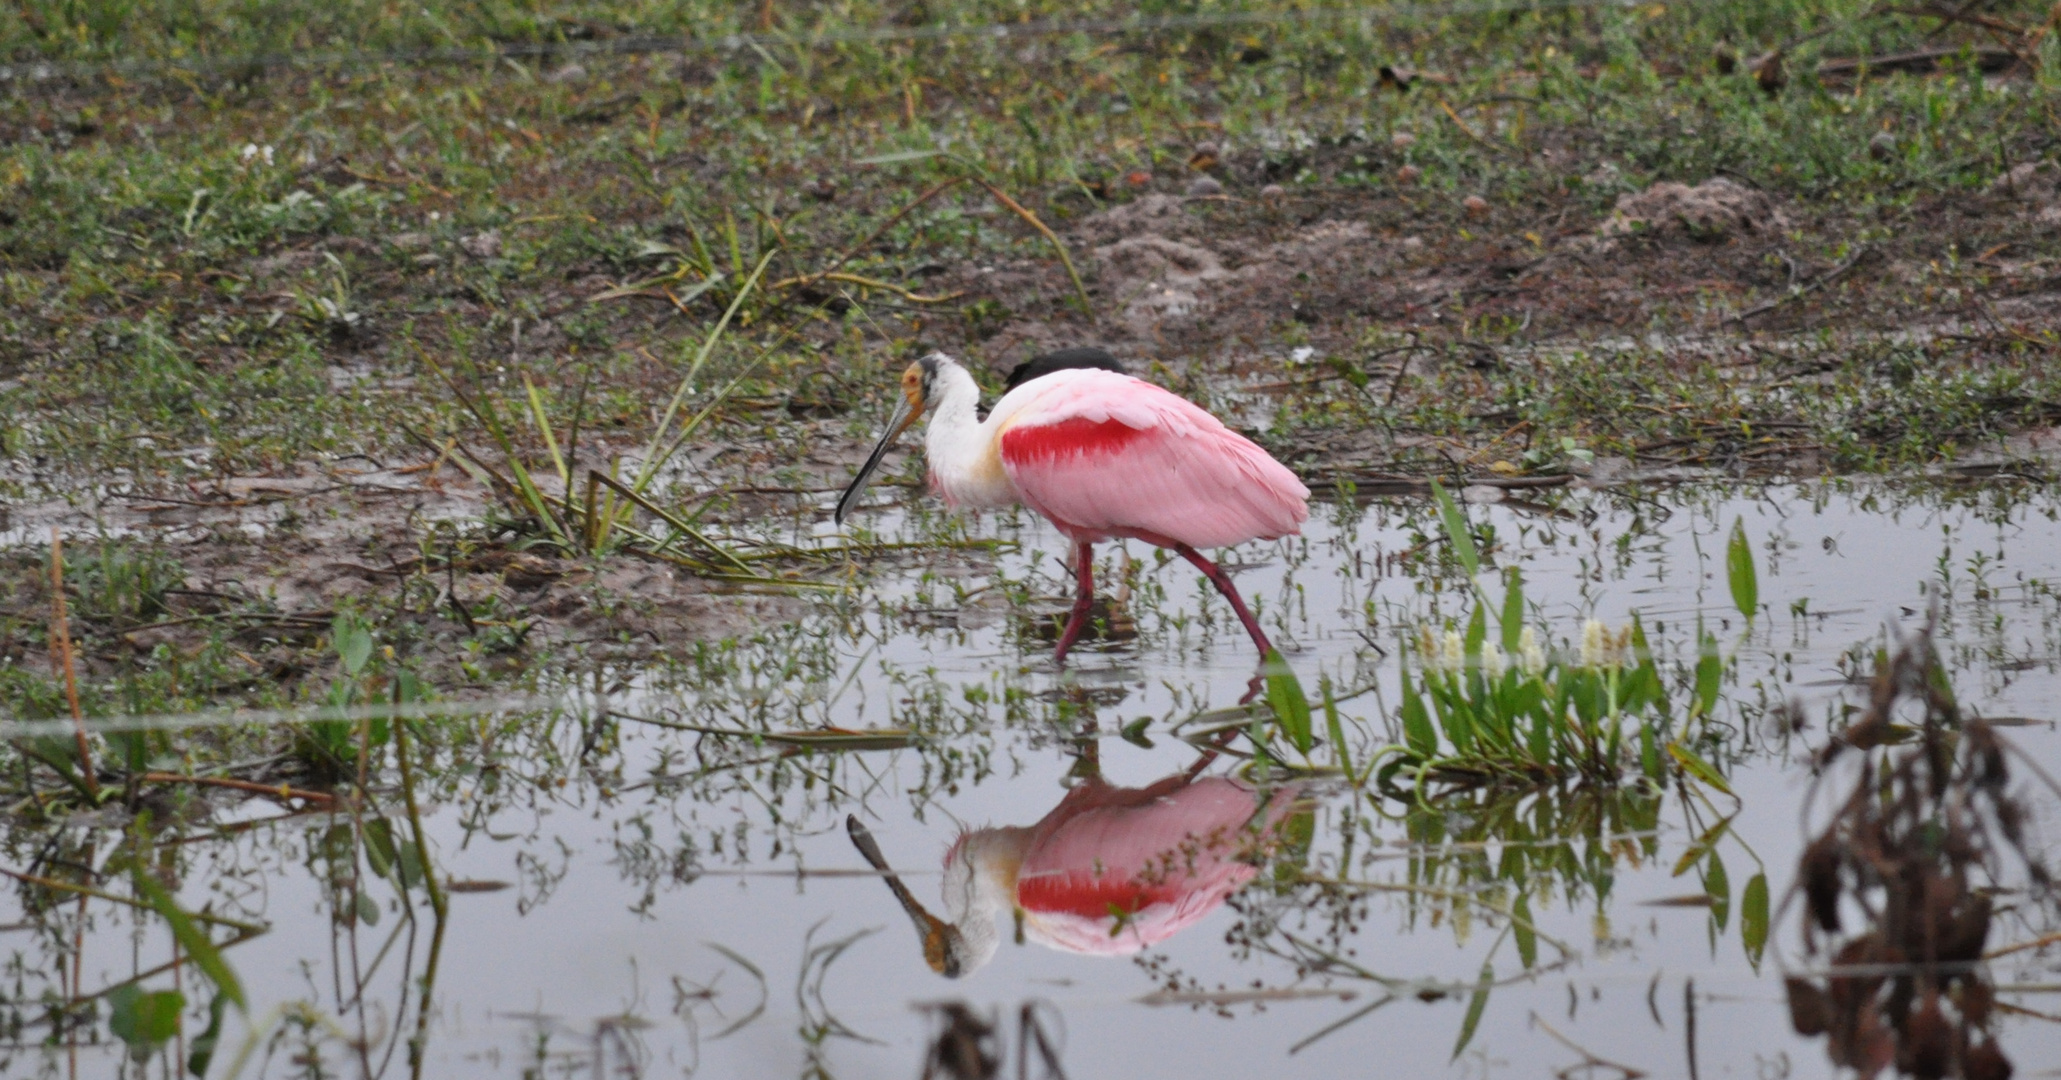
(47, 529, 98, 802)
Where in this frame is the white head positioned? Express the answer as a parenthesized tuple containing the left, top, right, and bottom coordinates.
(833, 353, 980, 525)
(846, 815, 1026, 978)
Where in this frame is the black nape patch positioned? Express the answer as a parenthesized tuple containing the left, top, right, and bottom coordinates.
(1002, 347, 1125, 394)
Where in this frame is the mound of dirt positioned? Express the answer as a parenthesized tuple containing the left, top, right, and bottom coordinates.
(1989, 160, 2061, 223)
(1599, 177, 1787, 241)
(1075, 196, 1384, 339)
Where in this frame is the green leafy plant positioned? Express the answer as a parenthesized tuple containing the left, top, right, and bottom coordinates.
(1372, 482, 1756, 799)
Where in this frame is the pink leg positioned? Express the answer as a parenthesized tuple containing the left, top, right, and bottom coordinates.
(1052, 539, 1097, 665)
(1173, 543, 1275, 656)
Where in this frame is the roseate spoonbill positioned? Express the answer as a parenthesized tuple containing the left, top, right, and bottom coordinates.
(835, 351, 1309, 662)
(846, 766, 1297, 976)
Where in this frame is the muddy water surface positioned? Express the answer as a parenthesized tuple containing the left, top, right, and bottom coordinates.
(11, 483, 2061, 1079)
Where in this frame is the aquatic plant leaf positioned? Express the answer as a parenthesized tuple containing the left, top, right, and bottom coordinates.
(1321, 676, 1351, 774)
(187, 991, 228, 1077)
(1741, 872, 1770, 969)
(130, 870, 245, 1011)
(1672, 814, 1736, 877)
(1726, 518, 1757, 622)
(1706, 850, 1731, 933)
(1691, 627, 1722, 718)
(1263, 650, 1314, 756)
(361, 818, 398, 881)
(397, 840, 425, 890)
(355, 890, 380, 927)
(1669, 742, 1734, 798)
(1500, 568, 1525, 653)
(333, 614, 373, 676)
(1451, 958, 1494, 1061)
(1400, 660, 1437, 758)
(1430, 479, 1480, 578)
(1512, 894, 1538, 969)
(108, 984, 183, 1060)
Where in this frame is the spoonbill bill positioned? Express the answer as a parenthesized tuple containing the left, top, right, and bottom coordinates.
(835, 351, 1309, 662)
(846, 765, 1299, 976)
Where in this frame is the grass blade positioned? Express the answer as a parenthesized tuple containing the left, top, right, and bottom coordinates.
(1512, 893, 1538, 969)
(1263, 650, 1313, 757)
(1321, 676, 1352, 774)
(634, 250, 776, 495)
(1451, 958, 1494, 1061)
(1499, 567, 1524, 654)
(130, 869, 245, 1011)
(1430, 479, 1480, 578)
(1705, 849, 1731, 933)
(523, 375, 568, 489)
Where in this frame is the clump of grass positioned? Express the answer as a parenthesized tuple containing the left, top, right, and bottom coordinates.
(1371, 483, 1749, 799)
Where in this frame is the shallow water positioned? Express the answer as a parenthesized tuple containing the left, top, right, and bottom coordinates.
(9, 481, 2061, 1079)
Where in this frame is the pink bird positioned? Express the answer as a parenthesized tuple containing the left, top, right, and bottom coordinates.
(835, 352, 1310, 661)
(847, 770, 1299, 976)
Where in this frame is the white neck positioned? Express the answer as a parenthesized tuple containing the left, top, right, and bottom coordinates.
(941, 826, 1032, 974)
(921, 356, 1016, 509)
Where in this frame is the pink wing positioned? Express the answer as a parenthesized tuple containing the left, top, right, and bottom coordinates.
(1015, 777, 1299, 956)
(995, 369, 1308, 550)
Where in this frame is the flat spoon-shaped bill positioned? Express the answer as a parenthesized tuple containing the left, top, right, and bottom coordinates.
(834, 396, 918, 525)
(845, 814, 965, 977)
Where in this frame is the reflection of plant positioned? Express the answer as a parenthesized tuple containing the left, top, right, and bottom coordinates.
(1784, 627, 2048, 1080)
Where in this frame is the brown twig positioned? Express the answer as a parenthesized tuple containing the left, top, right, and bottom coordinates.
(136, 772, 341, 805)
(1724, 244, 1869, 325)
(804, 176, 968, 287)
(972, 178, 1094, 315)
(48, 530, 98, 802)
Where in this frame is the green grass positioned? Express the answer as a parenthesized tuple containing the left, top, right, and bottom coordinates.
(0, 0, 2058, 801)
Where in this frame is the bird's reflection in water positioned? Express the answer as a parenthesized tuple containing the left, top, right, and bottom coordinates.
(851, 741, 1300, 977)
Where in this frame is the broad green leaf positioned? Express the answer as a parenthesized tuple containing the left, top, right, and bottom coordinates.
(1451, 958, 1495, 1061)
(188, 991, 228, 1077)
(1691, 627, 1722, 718)
(1262, 650, 1314, 756)
(1741, 872, 1770, 968)
(130, 871, 245, 1011)
(109, 985, 184, 1060)
(333, 614, 373, 676)
(1639, 721, 1663, 783)
(1321, 676, 1352, 774)
(355, 891, 381, 927)
(1706, 850, 1731, 933)
(398, 840, 426, 891)
(1499, 567, 1525, 653)
(1512, 894, 1538, 969)
(1430, 479, 1480, 578)
(1726, 518, 1758, 622)
(362, 818, 398, 881)
(1669, 742, 1735, 798)
(1463, 603, 1487, 664)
